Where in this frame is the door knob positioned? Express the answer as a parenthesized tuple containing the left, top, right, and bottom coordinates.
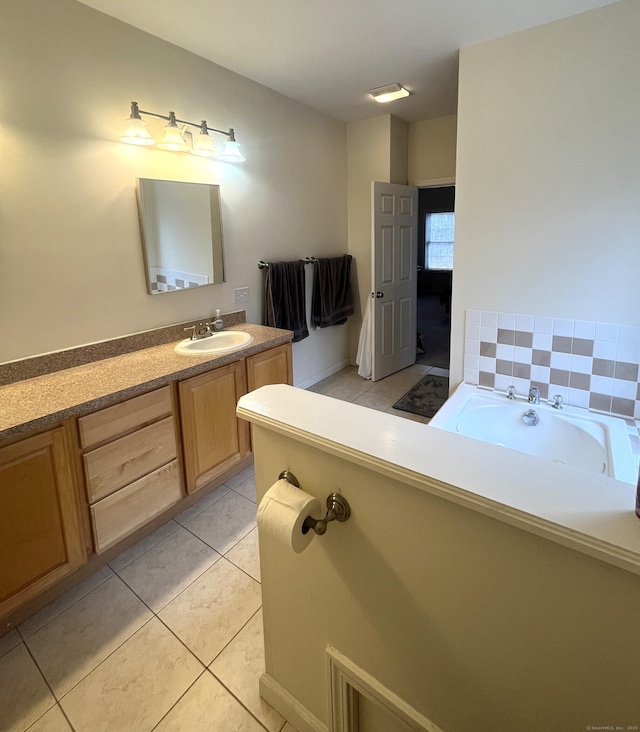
(375, 291, 384, 298)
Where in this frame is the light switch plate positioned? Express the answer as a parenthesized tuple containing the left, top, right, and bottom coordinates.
(233, 287, 249, 303)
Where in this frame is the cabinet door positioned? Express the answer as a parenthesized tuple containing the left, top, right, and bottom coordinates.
(179, 361, 248, 493)
(0, 428, 86, 620)
(246, 343, 293, 392)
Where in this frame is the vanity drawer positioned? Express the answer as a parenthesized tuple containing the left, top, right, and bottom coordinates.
(83, 416, 177, 502)
(78, 386, 172, 449)
(91, 460, 181, 553)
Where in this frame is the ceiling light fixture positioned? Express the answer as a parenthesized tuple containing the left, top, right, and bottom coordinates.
(369, 83, 411, 103)
(120, 102, 245, 162)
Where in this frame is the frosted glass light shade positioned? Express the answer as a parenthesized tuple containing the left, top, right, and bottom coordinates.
(191, 132, 219, 157)
(158, 124, 188, 152)
(369, 83, 411, 103)
(120, 117, 155, 145)
(216, 140, 245, 163)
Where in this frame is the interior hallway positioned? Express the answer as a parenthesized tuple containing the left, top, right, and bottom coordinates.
(0, 362, 441, 732)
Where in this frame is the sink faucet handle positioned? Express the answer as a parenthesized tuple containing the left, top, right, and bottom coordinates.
(184, 325, 197, 340)
(507, 385, 517, 400)
(551, 394, 564, 409)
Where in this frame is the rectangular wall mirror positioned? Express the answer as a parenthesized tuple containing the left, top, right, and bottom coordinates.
(137, 178, 225, 295)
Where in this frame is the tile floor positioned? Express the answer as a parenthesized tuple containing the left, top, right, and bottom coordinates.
(0, 364, 440, 732)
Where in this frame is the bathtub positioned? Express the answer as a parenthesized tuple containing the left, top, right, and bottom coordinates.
(429, 383, 637, 483)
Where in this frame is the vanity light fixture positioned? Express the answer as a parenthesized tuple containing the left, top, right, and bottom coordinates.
(369, 83, 411, 103)
(120, 101, 245, 162)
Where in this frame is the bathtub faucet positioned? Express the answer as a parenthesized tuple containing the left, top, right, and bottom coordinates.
(528, 386, 540, 405)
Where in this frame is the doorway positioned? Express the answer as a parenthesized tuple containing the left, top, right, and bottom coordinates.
(416, 186, 454, 370)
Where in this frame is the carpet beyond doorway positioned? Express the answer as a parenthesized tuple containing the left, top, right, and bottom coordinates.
(393, 373, 449, 418)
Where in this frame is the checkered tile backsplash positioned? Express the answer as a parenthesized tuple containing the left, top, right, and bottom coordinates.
(464, 311, 640, 428)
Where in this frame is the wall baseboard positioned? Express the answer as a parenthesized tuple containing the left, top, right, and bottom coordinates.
(295, 359, 351, 390)
(260, 674, 327, 732)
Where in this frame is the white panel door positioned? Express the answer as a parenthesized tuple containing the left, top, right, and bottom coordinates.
(371, 182, 418, 381)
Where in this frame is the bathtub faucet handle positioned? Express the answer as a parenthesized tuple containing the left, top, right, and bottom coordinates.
(551, 394, 563, 410)
(506, 385, 517, 400)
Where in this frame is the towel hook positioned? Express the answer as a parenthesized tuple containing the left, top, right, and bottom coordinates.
(278, 470, 351, 536)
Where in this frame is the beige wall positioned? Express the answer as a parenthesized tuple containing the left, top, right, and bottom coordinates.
(346, 114, 408, 360)
(408, 114, 457, 185)
(254, 425, 640, 731)
(450, 0, 640, 386)
(0, 0, 348, 388)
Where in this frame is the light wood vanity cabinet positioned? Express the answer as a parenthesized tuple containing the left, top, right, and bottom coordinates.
(0, 428, 86, 620)
(179, 360, 249, 493)
(246, 342, 293, 391)
(78, 386, 182, 553)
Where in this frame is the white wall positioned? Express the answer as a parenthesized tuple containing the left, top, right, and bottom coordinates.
(408, 114, 457, 185)
(451, 0, 640, 386)
(0, 0, 348, 387)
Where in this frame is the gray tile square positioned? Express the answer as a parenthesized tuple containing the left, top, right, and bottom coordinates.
(480, 342, 497, 358)
(552, 335, 572, 354)
(569, 372, 591, 391)
(514, 331, 533, 348)
(572, 338, 594, 357)
(532, 349, 551, 367)
(531, 381, 549, 401)
(612, 397, 635, 417)
(593, 358, 615, 377)
(590, 393, 612, 413)
(614, 362, 639, 381)
(497, 329, 515, 345)
(478, 372, 495, 388)
(496, 359, 512, 376)
(513, 362, 531, 379)
(549, 369, 570, 387)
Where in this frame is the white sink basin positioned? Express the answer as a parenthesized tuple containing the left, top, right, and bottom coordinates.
(174, 331, 253, 356)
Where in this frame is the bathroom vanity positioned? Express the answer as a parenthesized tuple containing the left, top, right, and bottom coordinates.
(0, 321, 292, 630)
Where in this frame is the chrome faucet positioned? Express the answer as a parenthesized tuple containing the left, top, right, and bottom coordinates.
(551, 394, 563, 410)
(528, 386, 540, 405)
(506, 385, 517, 400)
(184, 321, 215, 340)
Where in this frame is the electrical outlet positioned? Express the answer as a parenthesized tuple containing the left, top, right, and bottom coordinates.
(233, 287, 249, 303)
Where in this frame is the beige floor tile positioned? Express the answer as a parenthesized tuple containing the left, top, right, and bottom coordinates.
(60, 618, 203, 732)
(0, 643, 55, 732)
(19, 565, 114, 639)
(185, 490, 257, 555)
(224, 463, 255, 489)
(225, 527, 260, 581)
(25, 704, 72, 732)
(210, 610, 284, 731)
(109, 520, 181, 573)
(158, 558, 262, 665)
(24, 575, 152, 698)
(155, 671, 264, 731)
(174, 483, 231, 526)
(308, 380, 369, 402)
(233, 473, 257, 503)
(352, 390, 396, 412)
(282, 724, 300, 732)
(0, 628, 21, 658)
(118, 525, 220, 612)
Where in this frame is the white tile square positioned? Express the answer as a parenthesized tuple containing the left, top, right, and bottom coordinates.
(534, 316, 554, 335)
(25, 576, 152, 698)
(514, 346, 532, 364)
(158, 559, 262, 666)
(618, 325, 640, 347)
(498, 312, 516, 329)
(573, 320, 596, 339)
(548, 385, 570, 402)
(479, 356, 496, 372)
(464, 353, 480, 371)
(480, 325, 497, 343)
(616, 342, 639, 364)
(515, 314, 534, 332)
(60, 618, 203, 732)
(569, 389, 589, 409)
(480, 311, 498, 328)
(550, 352, 571, 370)
(595, 322, 618, 342)
(593, 340, 617, 360)
(531, 365, 550, 383)
(495, 344, 514, 361)
(185, 491, 257, 555)
(464, 368, 479, 385)
(613, 379, 637, 400)
(511, 377, 529, 394)
(465, 323, 481, 342)
(590, 375, 614, 396)
(532, 332, 553, 351)
(553, 318, 574, 337)
(465, 337, 480, 356)
(466, 309, 481, 326)
(118, 526, 221, 612)
(570, 354, 593, 375)
(494, 374, 513, 392)
(0, 643, 56, 731)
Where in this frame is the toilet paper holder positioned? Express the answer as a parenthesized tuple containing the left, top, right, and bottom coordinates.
(279, 470, 351, 536)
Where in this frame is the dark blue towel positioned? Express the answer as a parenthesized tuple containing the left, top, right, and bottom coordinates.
(263, 260, 309, 342)
(311, 255, 354, 328)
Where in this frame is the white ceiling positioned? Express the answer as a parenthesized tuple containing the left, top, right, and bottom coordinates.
(78, 0, 617, 123)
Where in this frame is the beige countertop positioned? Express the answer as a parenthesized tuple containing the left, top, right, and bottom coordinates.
(0, 324, 292, 440)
